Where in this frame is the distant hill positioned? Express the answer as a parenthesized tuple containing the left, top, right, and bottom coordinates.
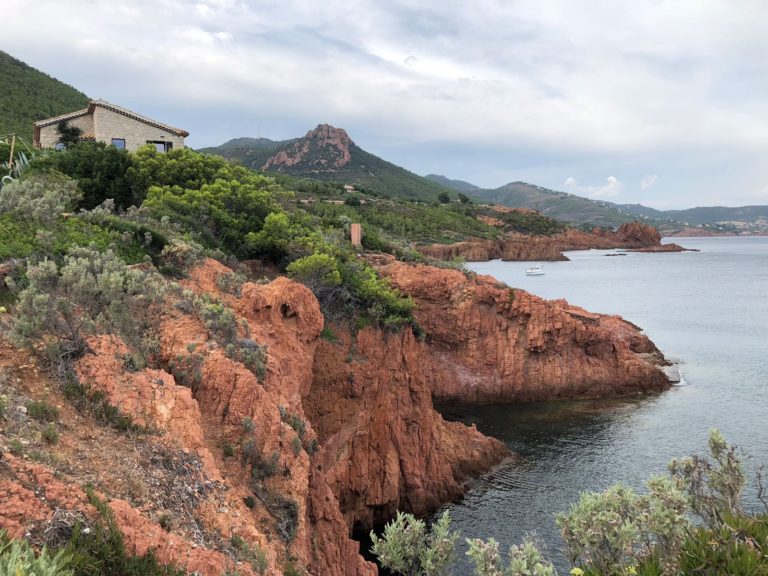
(201, 124, 457, 201)
(425, 174, 480, 194)
(0, 51, 89, 144)
(612, 203, 768, 227)
(463, 181, 636, 228)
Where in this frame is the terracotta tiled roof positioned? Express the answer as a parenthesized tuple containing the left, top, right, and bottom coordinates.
(34, 100, 189, 137)
(33, 108, 89, 126)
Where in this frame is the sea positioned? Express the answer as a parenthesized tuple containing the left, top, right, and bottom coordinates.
(434, 236, 768, 573)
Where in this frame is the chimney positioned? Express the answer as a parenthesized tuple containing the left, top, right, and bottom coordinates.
(350, 223, 362, 248)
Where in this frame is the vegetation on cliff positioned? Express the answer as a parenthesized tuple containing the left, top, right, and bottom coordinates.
(372, 430, 768, 576)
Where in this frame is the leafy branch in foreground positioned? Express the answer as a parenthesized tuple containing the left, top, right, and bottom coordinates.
(372, 430, 768, 576)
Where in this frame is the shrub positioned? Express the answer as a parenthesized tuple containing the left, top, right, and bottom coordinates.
(0, 531, 73, 576)
(669, 428, 746, 530)
(11, 246, 164, 358)
(556, 477, 688, 574)
(291, 435, 302, 456)
(42, 423, 60, 444)
(230, 533, 268, 574)
(370, 510, 459, 576)
(0, 172, 81, 225)
(61, 373, 143, 433)
(465, 536, 556, 576)
(32, 141, 135, 210)
(63, 489, 187, 575)
(225, 339, 267, 381)
(244, 495, 256, 509)
(26, 399, 59, 422)
(215, 271, 246, 296)
(168, 353, 204, 391)
(222, 443, 235, 458)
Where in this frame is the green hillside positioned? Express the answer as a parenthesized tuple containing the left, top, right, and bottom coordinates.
(197, 137, 299, 170)
(424, 174, 480, 194)
(469, 181, 636, 228)
(0, 51, 90, 144)
(613, 202, 768, 227)
(202, 125, 458, 202)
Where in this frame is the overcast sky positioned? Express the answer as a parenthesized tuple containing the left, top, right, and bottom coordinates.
(4, 0, 767, 208)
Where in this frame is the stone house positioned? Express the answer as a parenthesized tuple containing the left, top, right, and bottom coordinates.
(33, 100, 188, 152)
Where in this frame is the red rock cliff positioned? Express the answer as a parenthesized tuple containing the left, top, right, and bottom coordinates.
(418, 222, 685, 262)
(378, 261, 669, 403)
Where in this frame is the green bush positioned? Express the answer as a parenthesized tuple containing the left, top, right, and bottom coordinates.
(466, 536, 556, 576)
(61, 372, 143, 433)
(11, 246, 164, 358)
(0, 531, 73, 576)
(32, 141, 135, 210)
(26, 399, 60, 422)
(0, 172, 81, 225)
(370, 510, 459, 576)
(63, 490, 187, 575)
(42, 423, 60, 444)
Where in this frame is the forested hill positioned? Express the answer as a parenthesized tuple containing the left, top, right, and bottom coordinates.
(201, 124, 458, 202)
(0, 51, 90, 144)
(427, 175, 636, 228)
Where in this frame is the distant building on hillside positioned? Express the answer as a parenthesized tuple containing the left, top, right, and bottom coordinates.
(33, 100, 188, 152)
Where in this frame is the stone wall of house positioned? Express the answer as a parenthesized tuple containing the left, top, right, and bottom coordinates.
(93, 107, 185, 152)
(37, 113, 93, 148)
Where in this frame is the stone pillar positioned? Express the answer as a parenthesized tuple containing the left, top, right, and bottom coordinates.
(350, 223, 362, 248)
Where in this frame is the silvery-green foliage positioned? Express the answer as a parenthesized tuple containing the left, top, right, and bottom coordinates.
(0, 532, 73, 576)
(466, 538, 503, 576)
(0, 172, 81, 225)
(669, 428, 745, 530)
(507, 538, 557, 576)
(11, 246, 164, 356)
(466, 536, 557, 576)
(556, 475, 690, 574)
(370, 510, 459, 576)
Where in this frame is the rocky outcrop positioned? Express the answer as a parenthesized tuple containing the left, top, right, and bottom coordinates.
(262, 124, 353, 171)
(0, 255, 673, 575)
(378, 261, 669, 403)
(418, 222, 687, 262)
(305, 327, 508, 530)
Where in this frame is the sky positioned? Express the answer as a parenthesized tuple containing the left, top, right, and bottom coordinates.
(3, 0, 767, 209)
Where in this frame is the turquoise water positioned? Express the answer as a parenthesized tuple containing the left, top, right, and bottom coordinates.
(435, 237, 768, 572)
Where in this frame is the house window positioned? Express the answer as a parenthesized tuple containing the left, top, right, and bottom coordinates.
(111, 138, 126, 149)
(147, 140, 173, 153)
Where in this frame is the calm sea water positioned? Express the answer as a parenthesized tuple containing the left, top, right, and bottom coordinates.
(435, 237, 768, 573)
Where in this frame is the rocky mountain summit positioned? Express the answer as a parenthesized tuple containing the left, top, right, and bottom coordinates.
(262, 124, 353, 172)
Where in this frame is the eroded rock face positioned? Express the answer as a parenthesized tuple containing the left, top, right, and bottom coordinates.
(262, 124, 353, 171)
(1, 256, 672, 576)
(305, 327, 509, 530)
(377, 261, 670, 403)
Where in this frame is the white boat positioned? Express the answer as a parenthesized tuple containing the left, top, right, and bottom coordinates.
(525, 264, 545, 276)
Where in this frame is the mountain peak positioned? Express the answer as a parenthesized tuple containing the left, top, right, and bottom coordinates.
(262, 123, 354, 172)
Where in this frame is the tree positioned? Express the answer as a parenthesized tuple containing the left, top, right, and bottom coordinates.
(56, 120, 82, 148)
(458, 193, 471, 204)
(437, 191, 450, 204)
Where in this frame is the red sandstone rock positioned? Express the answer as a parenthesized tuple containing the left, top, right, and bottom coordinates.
(418, 222, 687, 262)
(305, 327, 509, 529)
(263, 124, 353, 171)
(377, 261, 670, 403)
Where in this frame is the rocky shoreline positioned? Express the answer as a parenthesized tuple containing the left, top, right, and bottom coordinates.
(418, 222, 694, 262)
(0, 257, 674, 575)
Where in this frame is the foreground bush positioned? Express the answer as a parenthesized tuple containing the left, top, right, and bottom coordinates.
(372, 431, 768, 576)
(0, 532, 73, 576)
(0, 172, 81, 225)
(11, 246, 164, 357)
